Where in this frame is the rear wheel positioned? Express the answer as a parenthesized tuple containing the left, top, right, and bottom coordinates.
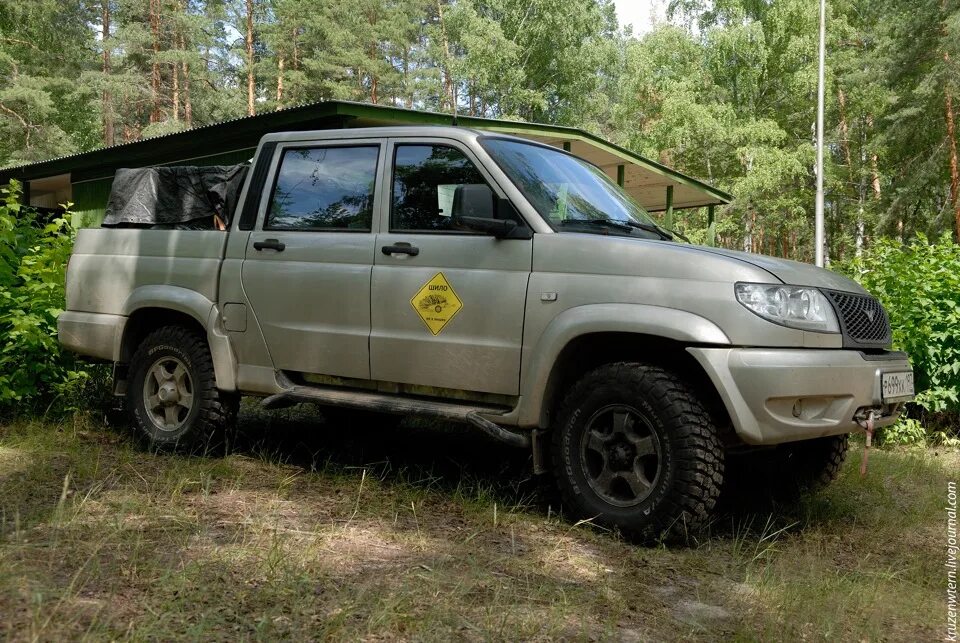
(551, 362, 724, 541)
(126, 325, 238, 451)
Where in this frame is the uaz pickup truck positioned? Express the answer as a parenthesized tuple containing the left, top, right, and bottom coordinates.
(58, 126, 914, 539)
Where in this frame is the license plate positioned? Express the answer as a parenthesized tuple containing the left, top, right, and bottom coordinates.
(881, 371, 915, 402)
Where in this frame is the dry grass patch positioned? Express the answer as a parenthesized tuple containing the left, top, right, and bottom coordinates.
(0, 408, 955, 641)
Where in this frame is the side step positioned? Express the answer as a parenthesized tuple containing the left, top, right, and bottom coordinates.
(262, 384, 530, 448)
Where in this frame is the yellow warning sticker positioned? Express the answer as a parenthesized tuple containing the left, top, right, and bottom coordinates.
(410, 272, 463, 335)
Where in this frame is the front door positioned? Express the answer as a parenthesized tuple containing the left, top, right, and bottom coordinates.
(242, 141, 383, 379)
(370, 140, 532, 395)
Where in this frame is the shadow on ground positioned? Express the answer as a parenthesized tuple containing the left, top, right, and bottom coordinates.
(225, 402, 848, 539)
(229, 402, 541, 507)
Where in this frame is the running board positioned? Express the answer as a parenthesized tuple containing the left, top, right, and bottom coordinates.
(261, 384, 530, 448)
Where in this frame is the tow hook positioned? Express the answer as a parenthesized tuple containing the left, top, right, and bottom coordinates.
(855, 409, 879, 477)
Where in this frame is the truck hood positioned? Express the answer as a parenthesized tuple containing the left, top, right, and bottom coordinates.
(533, 234, 867, 294)
(691, 246, 866, 293)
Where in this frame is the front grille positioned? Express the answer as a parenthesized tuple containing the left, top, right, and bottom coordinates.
(823, 289, 891, 347)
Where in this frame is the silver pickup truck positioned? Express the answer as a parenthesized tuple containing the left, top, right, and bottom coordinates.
(58, 126, 914, 539)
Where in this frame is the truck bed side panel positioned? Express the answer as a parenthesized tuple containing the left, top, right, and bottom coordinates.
(67, 229, 227, 314)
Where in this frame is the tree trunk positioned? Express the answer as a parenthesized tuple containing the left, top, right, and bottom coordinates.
(838, 88, 865, 255)
(149, 0, 162, 123)
(102, 0, 114, 146)
(369, 44, 378, 104)
(245, 0, 255, 116)
(172, 57, 180, 121)
(402, 46, 412, 108)
(742, 211, 752, 253)
(437, 0, 454, 112)
(291, 25, 299, 104)
(292, 26, 299, 70)
(837, 89, 854, 171)
(871, 154, 881, 198)
(743, 156, 754, 253)
(181, 32, 192, 127)
(947, 77, 960, 240)
(277, 55, 284, 104)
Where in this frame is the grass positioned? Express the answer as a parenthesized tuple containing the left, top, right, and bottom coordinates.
(0, 403, 955, 641)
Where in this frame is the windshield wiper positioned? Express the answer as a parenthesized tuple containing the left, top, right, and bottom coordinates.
(628, 220, 675, 241)
(624, 219, 690, 243)
(559, 218, 634, 232)
(559, 218, 672, 240)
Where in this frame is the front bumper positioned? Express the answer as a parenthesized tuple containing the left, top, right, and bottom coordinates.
(688, 347, 913, 445)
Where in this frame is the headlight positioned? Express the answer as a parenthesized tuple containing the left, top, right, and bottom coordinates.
(734, 283, 840, 333)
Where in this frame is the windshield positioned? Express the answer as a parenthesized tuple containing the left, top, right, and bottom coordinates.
(480, 137, 667, 239)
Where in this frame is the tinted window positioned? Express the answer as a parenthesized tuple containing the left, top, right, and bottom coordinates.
(391, 144, 492, 231)
(266, 146, 379, 231)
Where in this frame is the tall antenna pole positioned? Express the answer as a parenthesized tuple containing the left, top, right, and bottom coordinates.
(815, 0, 827, 267)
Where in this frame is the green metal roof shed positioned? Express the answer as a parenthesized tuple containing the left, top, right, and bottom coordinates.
(0, 100, 731, 227)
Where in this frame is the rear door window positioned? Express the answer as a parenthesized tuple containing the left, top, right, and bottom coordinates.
(266, 145, 379, 231)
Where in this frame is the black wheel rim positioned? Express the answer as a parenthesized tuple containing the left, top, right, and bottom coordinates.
(579, 404, 663, 508)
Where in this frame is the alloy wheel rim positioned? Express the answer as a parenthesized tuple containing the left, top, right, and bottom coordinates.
(143, 356, 194, 432)
(579, 404, 663, 507)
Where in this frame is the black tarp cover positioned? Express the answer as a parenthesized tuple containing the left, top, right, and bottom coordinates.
(101, 164, 249, 229)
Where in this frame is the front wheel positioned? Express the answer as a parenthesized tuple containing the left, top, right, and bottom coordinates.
(725, 434, 849, 503)
(551, 362, 724, 541)
(126, 325, 238, 451)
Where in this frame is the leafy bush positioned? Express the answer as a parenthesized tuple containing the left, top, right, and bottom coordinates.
(843, 234, 960, 444)
(0, 181, 103, 416)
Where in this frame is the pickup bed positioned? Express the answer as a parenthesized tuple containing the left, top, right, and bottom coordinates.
(59, 126, 914, 539)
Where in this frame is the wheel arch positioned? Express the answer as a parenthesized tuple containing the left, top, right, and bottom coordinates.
(539, 333, 733, 436)
(518, 304, 732, 431)
(116, 287, 237, 392)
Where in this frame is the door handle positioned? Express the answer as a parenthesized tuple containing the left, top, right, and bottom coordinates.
(253, 238, 285, 252)
(381, 244, 420, 257)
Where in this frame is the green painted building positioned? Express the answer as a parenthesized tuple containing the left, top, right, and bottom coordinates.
(0, 100, 730, 235)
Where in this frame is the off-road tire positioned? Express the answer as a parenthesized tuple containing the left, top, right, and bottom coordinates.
(126, 325, 239, 452)
(789, 434, 849, 488)
(727, 435, 849, 502)
(550, 362, 724, 541)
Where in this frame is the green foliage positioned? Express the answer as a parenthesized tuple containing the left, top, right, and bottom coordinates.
(5, 0, 960, 260)
(875, 416, 928, 447)
(843, 234, 960, 444)
(0, 181, 101, 416)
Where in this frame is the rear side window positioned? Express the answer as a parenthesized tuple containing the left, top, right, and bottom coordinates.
(266, 146, 379, 231)
(391, 144, 491, 232)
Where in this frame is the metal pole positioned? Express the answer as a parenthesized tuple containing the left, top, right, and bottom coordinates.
(664, 185, 674, 230)
(815, 0, 826, 267)
(707, 205, 716, 247)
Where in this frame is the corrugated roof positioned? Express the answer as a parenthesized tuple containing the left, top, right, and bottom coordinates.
(0, 100, 731, 211)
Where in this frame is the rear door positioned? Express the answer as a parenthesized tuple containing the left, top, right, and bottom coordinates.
(369, 139, 533, 395)
(241, 140, 383, 379)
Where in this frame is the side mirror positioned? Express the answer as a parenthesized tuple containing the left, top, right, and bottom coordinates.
(452, 183, 495, 219)
(451, 184, 531, 239)
(457, 215, 518, 238)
